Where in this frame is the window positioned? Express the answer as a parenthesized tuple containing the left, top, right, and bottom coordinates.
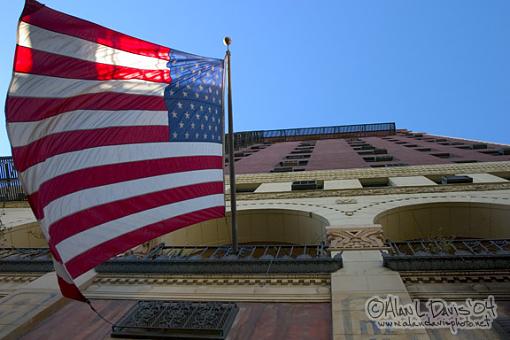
(286, 154, 311, 160)
(439, 175, 473, 184)
(431, 152, 451, 159)
(359, 177, 389, 188)
(235, 183, 260, 193)
(291, 180, 324, 191)
(363, 155, 394, 162)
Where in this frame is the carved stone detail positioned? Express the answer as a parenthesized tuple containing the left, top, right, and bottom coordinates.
(228, 182, 510, 201)
(327, 225, 387, 250)
(94, 274, 331, 287)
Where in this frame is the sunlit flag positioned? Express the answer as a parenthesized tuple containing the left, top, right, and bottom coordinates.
(5, 0, 225, 301)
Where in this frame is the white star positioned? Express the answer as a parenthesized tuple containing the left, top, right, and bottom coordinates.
(179, 122, 184, 128)
(204, 95, 209, 100)
(192, 69, 196, 74)
(185, 132, 189, 139)
(177, 102, 183, 109)
(200, 105, 204, 111)
(209, 87, 213, 93)
(195, 93, 200, 99)
(208, 125, 212, 131)
(204, 133, 208, 139)
(170, 90, 175, 95)
(172, 132, 178, 138)
(208, 107, 212, 113)
(199, 85, 204, 91)
(212, 116, 216, 122)
(191, 122, 195, 129)
(192, 77, 196, 82)
(195, 113, 200, 119)
(195, 133, 199, 138)
(171, 111, 178, 118)
(180, 66, 184, 72)
(216, 90, 219, 96)
(212, 98, 216, 103)
(176, 81, 180, 88)
(215, 126, 218, 132)
(190, 103, 195, 110)
(200, 124, 205, 130)
(186, 84, 191, 90)
(184, 112, 190, 119)
(204, 115, 209, 121)
(215, 109, 219, 114)
(211, 66, 215, 71)
(195, 63, 199, 68)
(172, 59, 177, 65)
(218, 136, 221, 141)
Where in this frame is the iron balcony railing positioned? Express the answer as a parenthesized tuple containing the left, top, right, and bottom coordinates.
(0, 244, 343, 274)
(0, 157, 26, 202)
(226, 122, 396, 151)
(383, 238, 510, 271)
(98, 243, 342, 274)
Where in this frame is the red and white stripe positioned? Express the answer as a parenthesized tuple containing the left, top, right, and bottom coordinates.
(6, 0, 224, 301)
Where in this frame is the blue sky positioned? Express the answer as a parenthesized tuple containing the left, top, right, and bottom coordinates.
(1, 0, 509, 155)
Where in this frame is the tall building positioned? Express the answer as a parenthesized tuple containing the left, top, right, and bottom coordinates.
(0, 122, 509, 339)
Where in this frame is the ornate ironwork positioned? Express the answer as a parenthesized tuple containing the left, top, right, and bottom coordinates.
(97, 243, 342, 274)
(0, 157, 26, 202)
(0, 248, 52, 272)
(226, 122, 396, 151)
(111, 300, 238, 339)
(0, 244, 342, 274)
(383, 238, 510, 271)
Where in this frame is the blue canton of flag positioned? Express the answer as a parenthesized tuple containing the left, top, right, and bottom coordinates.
(165, 50, 224, 143)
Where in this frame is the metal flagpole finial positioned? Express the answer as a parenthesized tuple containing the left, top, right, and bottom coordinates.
(223, 36, 232, 51)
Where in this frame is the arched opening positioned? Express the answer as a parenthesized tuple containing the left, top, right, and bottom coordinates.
(161, 209, 329, 246)
(374, 202, 510, 241)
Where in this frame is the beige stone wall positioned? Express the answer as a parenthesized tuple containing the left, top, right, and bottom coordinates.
(162, 209, 328, 245)
(375, 202, 510, 241)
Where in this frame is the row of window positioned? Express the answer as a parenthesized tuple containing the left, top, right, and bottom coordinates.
(384, 133, 510, 156)
(233, 172, 510, 193)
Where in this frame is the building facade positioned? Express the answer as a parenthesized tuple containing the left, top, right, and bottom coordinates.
(0, 122, 509, 339)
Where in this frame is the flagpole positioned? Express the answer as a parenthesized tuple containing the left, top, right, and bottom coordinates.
(224, 37, 239, 254)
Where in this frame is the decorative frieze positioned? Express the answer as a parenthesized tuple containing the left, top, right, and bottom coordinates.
(400, 271, 510, 284)
(93, 274, 331, 287)
(326, 225, 387, 251)
(228, 181, 510, 201)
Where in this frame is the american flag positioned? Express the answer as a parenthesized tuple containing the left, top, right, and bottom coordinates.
(5, 0, 225, 301)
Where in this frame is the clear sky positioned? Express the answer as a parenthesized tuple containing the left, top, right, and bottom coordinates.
(1, 0, 509, 156)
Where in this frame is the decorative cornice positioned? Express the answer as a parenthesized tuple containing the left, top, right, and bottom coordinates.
(93, 274, 330, 287)
(400, 271, 510, 284)
(0, 273, 41, 283)
(228, 181, 510, 201)
(226, 161, 510, 184)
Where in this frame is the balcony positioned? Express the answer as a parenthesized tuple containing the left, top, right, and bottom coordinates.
(382, 238, 510, 271)
(0, 244, 343, 275)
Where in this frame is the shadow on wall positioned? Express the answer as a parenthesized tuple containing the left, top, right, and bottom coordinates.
(374, 202, 510, 241)
(161, 209, 329, 246)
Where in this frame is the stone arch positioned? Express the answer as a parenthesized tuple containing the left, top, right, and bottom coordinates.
(374, 202, 510, 241)
(161, 208, 330, 246)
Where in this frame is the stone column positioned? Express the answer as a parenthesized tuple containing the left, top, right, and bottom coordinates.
(327, 225, 430, 339)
